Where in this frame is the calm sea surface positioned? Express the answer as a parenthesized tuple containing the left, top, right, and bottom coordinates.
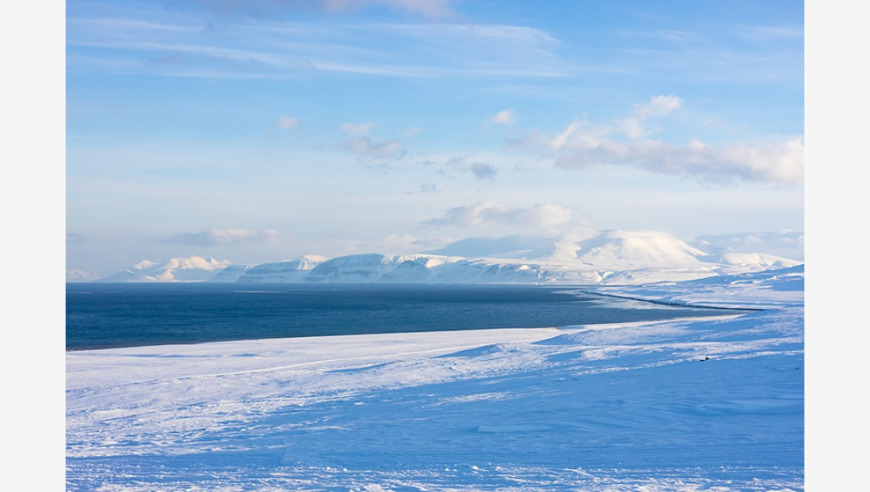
(66, 283, 737, 350)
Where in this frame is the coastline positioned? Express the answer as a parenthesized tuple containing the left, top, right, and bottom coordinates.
(66, 269, 804, 490)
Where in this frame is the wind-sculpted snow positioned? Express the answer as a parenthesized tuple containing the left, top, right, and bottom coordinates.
(66, 268, 804, 490)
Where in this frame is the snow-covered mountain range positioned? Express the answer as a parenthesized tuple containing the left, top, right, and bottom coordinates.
(83, 229, 803, 285)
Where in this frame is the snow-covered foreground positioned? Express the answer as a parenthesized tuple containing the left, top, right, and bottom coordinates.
(66, 267, 804, 491)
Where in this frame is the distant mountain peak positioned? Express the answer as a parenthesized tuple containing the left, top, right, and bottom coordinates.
(102, 256, 231, 282)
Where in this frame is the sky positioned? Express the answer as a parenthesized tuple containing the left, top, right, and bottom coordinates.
(65, 0, 805, 277)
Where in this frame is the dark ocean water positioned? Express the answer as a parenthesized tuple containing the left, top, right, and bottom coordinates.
(66, 283, 736, 351)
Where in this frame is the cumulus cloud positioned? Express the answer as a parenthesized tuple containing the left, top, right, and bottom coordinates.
(424, 201, 574, 229)
(162, 228, 280, 246)
(488, 109, 516, 125)
(619, 94, 682, 138)
(510, 95, 803, 186)
(553, 136, 804, 186)
(277, 116, 300, 129)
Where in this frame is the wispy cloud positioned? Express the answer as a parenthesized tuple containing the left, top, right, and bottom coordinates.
(339, 122, 404, 159)
(161, 228, 281, 246)
(488, 109, 516, 125)
(277, 116, 301, 129)
(423, 201, 574, 229)
(340, 122, 377, 135)
(181, 0, 458, 20)
(325, 0, 457, 19)
(737, 25, 804, 43)
(340, 137, 404, 159)
(67, 7, 569, 81)
(401, 126, 423, 137)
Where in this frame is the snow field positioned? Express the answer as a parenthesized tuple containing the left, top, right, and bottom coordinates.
(66, 269, 804, 490)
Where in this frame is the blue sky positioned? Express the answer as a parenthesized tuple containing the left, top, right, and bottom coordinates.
(65, 0, 804, 276)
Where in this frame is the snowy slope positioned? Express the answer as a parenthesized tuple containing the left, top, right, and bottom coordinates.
(233, 255, 328, 283)
(66, 267, 804, 490)
(207, 263, 255, 282)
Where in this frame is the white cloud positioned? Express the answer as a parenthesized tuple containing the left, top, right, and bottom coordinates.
(619, 94, 682, 138)
(68, 8, 569, 81)
(162, 228, 280, 246)
(512, 95, 803, 186)
(633, 95, 682, 118)
(424, 201, 574, 229)
(553, 136, 804, 186)
(489, 109, 516, 125)
(277, 116, 300, 129)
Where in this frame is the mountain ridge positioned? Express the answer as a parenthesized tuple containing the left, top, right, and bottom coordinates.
(83, 229, 803, 285)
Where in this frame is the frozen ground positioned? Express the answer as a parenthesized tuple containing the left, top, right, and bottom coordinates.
(66, 267, 804, 491)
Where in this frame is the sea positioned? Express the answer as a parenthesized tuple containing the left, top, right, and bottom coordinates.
(66, 283, 739, 351)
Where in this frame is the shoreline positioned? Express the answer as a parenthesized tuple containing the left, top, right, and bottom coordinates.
(66, 269, 804, 490)
(66, 283, 736, 352)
